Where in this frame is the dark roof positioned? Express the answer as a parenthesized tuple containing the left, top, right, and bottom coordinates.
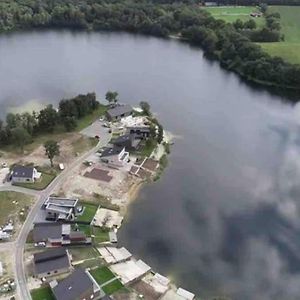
(112, 134, 133, 145)
(34, 248, 70, 275)
(52, 268, 94, 300)
(107, 105, 132, 118)
(33, 223, 62, 242)
(12, 165, 34, 178)
(34, 248, 66, 263)
(69, 231, 86, 240)
(101, 146, 124, 157)
(127, 126, 150, 132)
(101, 296, 113, 300)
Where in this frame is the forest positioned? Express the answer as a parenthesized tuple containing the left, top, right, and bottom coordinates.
(0, 0, 299, 90)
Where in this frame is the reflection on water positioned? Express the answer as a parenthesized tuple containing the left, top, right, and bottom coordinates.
(0, 30, 300, 300)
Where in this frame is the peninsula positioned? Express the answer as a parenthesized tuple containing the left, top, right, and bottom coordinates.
(0, 92, 197, 300)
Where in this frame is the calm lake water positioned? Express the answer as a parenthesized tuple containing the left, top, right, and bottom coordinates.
(1, 30, 300, 300)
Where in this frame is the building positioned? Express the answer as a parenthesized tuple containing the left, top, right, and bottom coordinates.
(11, 165, 41, 183)
(43, 197, 79, 221)
(111, 134, 140, 151)
(51, 268, 102, 300)
(106, 105, 133, 122)
(33, 248, 72, 279)
(100, 147, 129, 168)
(126, 126, 150, 140)
(33, 223, 91, 247)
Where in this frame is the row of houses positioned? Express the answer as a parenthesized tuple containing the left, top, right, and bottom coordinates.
(33, 247, 105, 300)
(100, 104, 152, 168)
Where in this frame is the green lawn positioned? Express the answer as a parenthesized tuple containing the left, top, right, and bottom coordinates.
(30, 287, 55, 300)
(90, 267, 115, 285)
(74, 224, 92, 236)
(102, 278, 124, 295)
(13, 172, 56, 190)
(0, 191, 33, 224)
(259, 6, 300, 64)
(76, 203, 98, 223)
(139, 138, 157, 157)
(204, 6, 264, 26)
(68, 246, 100, 262)
(92, 226, 110, 243)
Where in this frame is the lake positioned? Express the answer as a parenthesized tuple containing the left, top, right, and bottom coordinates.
(1, 30, 300, 300)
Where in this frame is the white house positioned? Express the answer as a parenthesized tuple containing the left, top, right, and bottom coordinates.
(11, 165, 41, 183)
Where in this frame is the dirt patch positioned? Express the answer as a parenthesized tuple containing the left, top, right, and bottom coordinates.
(84, 168, 113, 182)
(131, 280, 161, 300)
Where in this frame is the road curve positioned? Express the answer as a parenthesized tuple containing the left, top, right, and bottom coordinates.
(13, 131, 111, 300)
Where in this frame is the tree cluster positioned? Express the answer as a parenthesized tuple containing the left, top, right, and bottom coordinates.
(0, 92, 99, 149)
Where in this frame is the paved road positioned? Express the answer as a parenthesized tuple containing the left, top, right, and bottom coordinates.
(0, 185, 41, 197)
(9, 128, 111, 300)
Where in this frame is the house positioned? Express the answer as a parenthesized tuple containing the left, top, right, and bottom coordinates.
(11, 165, 41, 183)
(33, 223, 91, 247)
(111, 134, 140, 151)
(106, 105, 133, 122)
(51, 268, 102, 300)
(100, 147, 129, 168)
(33, 248, 72, 279)
(43, 197, 79, 221)
(126, 126, 151, 140)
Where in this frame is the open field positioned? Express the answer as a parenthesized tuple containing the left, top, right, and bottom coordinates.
(0, 191, 33, 224)
(204, 6, 264, 26)
(260, 6, 300, 64)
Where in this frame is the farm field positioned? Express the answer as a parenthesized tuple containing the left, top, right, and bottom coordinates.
(260, 6, 300, 64)
(204, 6, 264, 26)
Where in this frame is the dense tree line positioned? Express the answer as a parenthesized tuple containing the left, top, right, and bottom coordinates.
(0, 0, 299, 90)
(0, 92, 99, 148)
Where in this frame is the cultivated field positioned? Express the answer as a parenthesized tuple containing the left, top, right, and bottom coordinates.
(204, 6, 264, 26)
(260, 6, 300, 64)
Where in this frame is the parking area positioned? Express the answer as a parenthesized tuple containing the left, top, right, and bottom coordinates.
(81, 120, 110, 139)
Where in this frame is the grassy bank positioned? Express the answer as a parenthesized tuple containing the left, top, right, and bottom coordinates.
(260, 6, 300, 64)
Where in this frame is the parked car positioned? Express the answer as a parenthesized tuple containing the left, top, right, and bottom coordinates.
(1, 163, 7, 168)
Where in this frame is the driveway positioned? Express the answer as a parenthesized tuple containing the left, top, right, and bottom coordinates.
(81, 120, 110, 139)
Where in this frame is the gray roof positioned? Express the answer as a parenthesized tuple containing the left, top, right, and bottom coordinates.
(33, 223, 62, 242)
(12, 165, 34, 178)
(101, 146, 124, 157)
(107, 105, 132, 118)
(52, 268, 94, 300)
(34, 248, 70, 275)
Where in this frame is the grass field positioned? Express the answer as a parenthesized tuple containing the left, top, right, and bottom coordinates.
(0, 191, 33, 224)
(76, 203, 98, 223)
(260, 6, 300, 64)
(204, 6, 264, 26)
(90, 266, 115, 284)
(30, 286, 55, 300)
(92, 226, 110, 243)
(102, 278, 124, 295)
